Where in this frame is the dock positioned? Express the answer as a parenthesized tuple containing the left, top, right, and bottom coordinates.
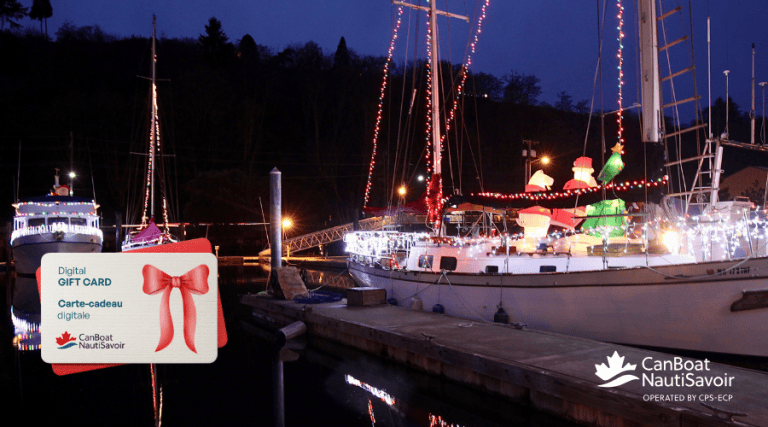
(241, 294, 768, 427)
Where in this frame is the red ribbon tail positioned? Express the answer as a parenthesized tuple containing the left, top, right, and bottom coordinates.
(181, 288, 198, 353)
(156, 287, 174, 352)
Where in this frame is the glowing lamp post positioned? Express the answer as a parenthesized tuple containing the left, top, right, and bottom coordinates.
(68, 171, 76, 196)
(281, 218, 292, 237)
(281, 217, 292, 257)
(522, 139, 546, 186)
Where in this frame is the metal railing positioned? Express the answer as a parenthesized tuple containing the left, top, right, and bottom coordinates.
(258, 216, 393, 256)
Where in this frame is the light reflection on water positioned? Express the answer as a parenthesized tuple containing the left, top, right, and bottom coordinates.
(302, 269, 356, 290)
(222, 263, 355, 290)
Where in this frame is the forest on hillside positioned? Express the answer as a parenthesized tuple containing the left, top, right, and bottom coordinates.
(0, 17, 763, 252)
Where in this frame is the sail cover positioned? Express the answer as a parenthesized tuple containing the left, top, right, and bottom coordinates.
(133, 221, 162, 243)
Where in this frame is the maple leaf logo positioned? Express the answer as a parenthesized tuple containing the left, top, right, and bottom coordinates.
(595, 351, 639, 388)
(56, 332, 77, 348)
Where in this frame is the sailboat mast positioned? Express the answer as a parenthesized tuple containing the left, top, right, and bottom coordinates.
(638, 0, 660, 143)
(429, 0, 441, 175)
(150, 15, 157, 221)
(392, 1, 468, 179)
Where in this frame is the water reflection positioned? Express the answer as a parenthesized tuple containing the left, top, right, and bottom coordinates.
(218, 264, 355, 291)
(13, 262, 763, 427)
(302, 269, 356, 290)
(345, 374, 397, 406)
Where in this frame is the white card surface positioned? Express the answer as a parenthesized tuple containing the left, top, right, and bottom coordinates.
(41, 253, 218, 364)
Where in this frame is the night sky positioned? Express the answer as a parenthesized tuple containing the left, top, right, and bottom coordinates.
(20, 0, 768, 122)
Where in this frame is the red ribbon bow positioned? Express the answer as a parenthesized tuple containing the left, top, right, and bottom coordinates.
(142, 264, 209, 353)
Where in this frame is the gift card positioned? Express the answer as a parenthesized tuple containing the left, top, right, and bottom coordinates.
(41, 252, 218, 364)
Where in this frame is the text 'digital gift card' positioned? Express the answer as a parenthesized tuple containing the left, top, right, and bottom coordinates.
(41, 253, 218, 364)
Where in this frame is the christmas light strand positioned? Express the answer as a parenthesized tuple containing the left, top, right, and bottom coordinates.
(345, 217, 768, 265)
(141, 78, 159, 226)
(428, 1, 491, 226)
(363, 6, 405, 208)
(616, 0, 625, 146)
(440, 0, 490, 145)
(473, 178, 666, 201)
(424, 8, 435, 190)
(10, 223, 103, 245)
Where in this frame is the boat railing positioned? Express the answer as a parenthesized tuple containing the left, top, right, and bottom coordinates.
(344, 231, 424, 261)
(10, 223, 104, 245)
(121, 232, 178, 251)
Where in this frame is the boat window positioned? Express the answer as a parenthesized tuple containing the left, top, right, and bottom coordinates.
(485, 265, 499, 273)
(540, 265, 557, 273)
(439, 256, 457, 271)
(49, 217, 69, 225)
(418, 255, 433, 269)
(28, 218, 46, 227)
(70, 218, 87, 226)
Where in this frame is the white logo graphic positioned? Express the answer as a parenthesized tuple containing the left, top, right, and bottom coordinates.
(595, 351, 639, 388)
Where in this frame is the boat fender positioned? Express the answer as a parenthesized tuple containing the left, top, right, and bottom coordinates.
(387, 298, 398, 306)
(432, 303, 445, 313)
(493, 306, 509, 324)
(409, 297, 423, 311)
(299, 268, 308, 284)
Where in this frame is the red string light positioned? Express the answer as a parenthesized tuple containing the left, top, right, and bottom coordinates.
(616, 0, 625, 146)
(426, 2, 490, 226)
(441, 0, 490, 143)
(366, 3, 490, 214)
(472, 178, 667, 201)
(363, 6, 405, 208)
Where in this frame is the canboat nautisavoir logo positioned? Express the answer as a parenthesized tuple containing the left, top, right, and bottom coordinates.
(56, 331, 77, 349)
(595, 351, 639, 388)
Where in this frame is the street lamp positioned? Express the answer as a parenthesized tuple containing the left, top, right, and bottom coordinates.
(522, 139, 542, 186)
(68, 171, 76, 196)
(281, 218, 292, 239)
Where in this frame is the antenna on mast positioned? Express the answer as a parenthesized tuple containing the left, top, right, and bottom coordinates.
(760, 82, 767, 145)
(723, 70, 730, 140)
(707, 17, 712, 139)
(751, 43, 756, 144)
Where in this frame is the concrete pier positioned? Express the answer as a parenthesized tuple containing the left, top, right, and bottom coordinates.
(240, 294, 768, 427)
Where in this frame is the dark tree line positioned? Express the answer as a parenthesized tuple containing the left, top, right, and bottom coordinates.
(1, 18, 764, 253)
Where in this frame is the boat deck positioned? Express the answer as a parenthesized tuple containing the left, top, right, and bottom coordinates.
(241, 294, 768, 427)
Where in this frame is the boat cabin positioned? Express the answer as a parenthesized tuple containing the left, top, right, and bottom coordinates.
(11, 196, 101, 243)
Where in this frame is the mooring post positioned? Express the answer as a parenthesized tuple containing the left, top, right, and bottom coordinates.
(115, 212, 122, 252)
(270, 168, 282, 287)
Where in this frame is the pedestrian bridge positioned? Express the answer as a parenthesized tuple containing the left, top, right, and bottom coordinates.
(258, 216, 395, 256)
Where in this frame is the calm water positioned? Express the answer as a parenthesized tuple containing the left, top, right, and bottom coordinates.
(1, 265, 577, 427)
(5, 264, 763, 426)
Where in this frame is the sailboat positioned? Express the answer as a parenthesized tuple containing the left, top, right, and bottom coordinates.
(122, 16, 178, 252)
(345, 0, 768, 356)
(11, 169, 103, 350)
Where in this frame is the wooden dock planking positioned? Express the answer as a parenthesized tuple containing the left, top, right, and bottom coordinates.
(241, 295, 767, 427)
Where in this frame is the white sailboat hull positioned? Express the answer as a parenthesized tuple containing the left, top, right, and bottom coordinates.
(348, 257, 768, 356)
